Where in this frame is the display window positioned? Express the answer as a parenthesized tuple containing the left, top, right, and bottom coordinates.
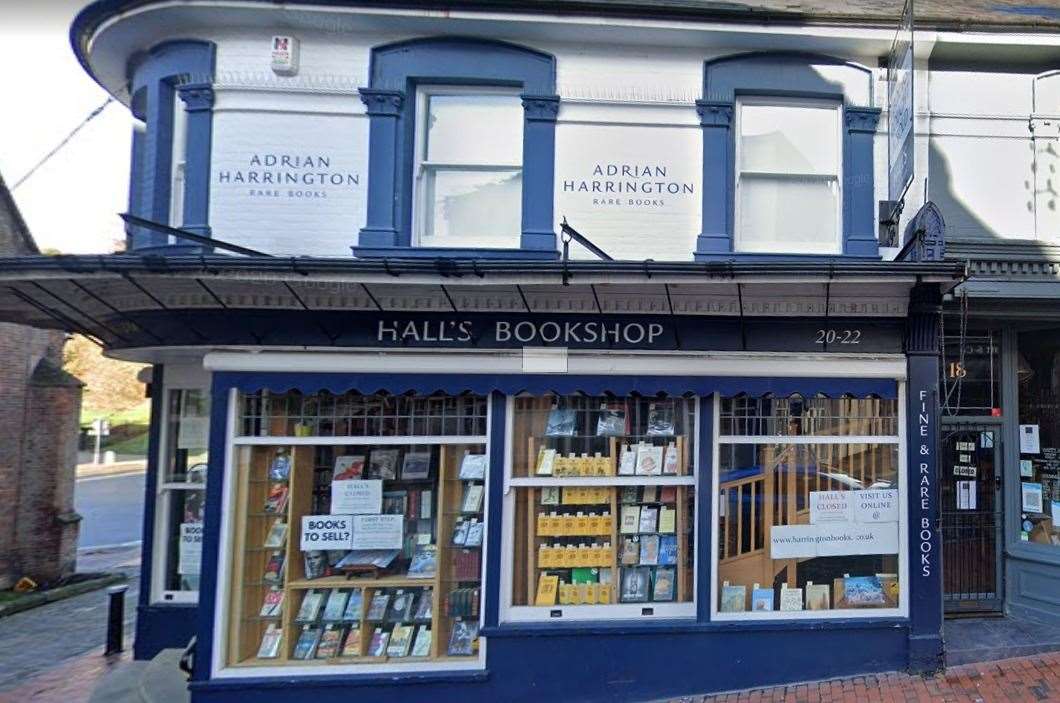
(155, 387, 209, 602)
(503, 394, 697, 621)
(1016, 330, 1060, 549)
(223, 391, 489, 670)
(713, 394, 906, 619)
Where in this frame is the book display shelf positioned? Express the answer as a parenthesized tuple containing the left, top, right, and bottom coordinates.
(226, 391, 489, 667)
(509, 395, 696, 617)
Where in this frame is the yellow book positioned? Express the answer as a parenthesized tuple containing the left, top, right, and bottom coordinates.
(575, 513, 590, 536)
(538, 544, 553, 568)
(562, 546, 579, 568)
(584, 582, 598, 605)
(575, 582, 589, 604)
(535, 574, 560, 606)
(558, 583, 574, 605)
(561, 514, 577, 535)
(598, 583, 611, 604)
(658, 506, 676, 534)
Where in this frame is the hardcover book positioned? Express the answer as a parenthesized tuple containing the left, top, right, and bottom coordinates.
(411, 626, 432, 657)
(639, 534, 660, 565)
(260, 588, 285, 618)
(720, 584, 747, 612)
(658, 506, 676, 534)
(387, 624, 414, 657)
(461, 484, 485, 513)
(619, 567, 650, 603)
(658, 535, 678, 565)
(596, 402, 628, 436)
(459, 453, 488, 480)
(407, 544, 437, 579)
(332, 454, 365, 480)
(805, 582, 830, 610)
(544, 407, 577, 437)
(659, 486, 677, 503)
(451, 519, 470, 546)
(540, 486, 561, 505)
(321, 589, 350, 621)
(751, 586, 774, 611)
(635, 444, 664, 476)
(621, 537, 640, 565)
(296, 589, 326, 623)
(401, 451, 432, 480)
(263, 483, 289, 514)
(256, 624, 283, 659)
(662, 442, 679, 474)
(618, 446, 637, 475)
(268, 451, 292, 481)
(620, 505, 640, 534)
(342, 590, 363, 621)
(464, 520, 484, 547)
(447, 621, 478, 656)
(316, 625, 342, 659)
(292, 625, 322, 660)
(368, 448, 400, 480)
(535, 574, 559, 605)
(646, 402, 676, 436)
(638, 505, 659, 533)
(842, 576, 886, 607)
(367, 627, 390, 657)
(779, 587, 804, 611)
(263, 520, 287, 548)
(536, 448, 557, 476)
(366, 592, 391, 621)
(652, 567, 675, 601)
(340, 627, 361, 657)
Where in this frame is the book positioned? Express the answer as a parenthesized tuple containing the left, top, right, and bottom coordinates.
(621, 537, 639, 565)
(534, 573, 559, 605)
(620, 505, 640, 534)
(540, 486, 561, 505)
(536, 448, 557, 476)
(268, 451, 291, 480)
(751, 586, 774, 611)
(658, 535, 678, 565)
(877, 573, 899, 607)
(292, 625, 322, 660)
(366, 591, 391, 620)
(571, 567, 597, 584)
(263, 483, 289, 514)
(413, 590, 433, 621)
(805, 582, 830, 610)
(659, 486, 677, 503)
(620, 486, 639, 504)
(342, 590, 363, 621)
(464, 520, 485, 547)
(653, 567, 675, 601)
(387, 624, 415, 657)
(340, 627, 361, 657)
(451, 519, 470, 546)
(382, 490, 407, 516)
(779, 587, 804, 611)
(459, 453, 488, 480)
(367, 627, 390, 657)
(447, 621, 478, 656)
(263, 551, 285, 585)
(662, 442, 679, 474)
(407, 544, 437, 578)
(638, 505, 659, 533)
(596, 402, 628, 436)
(263, 520, 287, 548)
(658, 506, 676, 534)
(304, 550, 333, 580)
(388, 590, 415, 622)
(618, 446, 637, 475)
(461, 484, 485, 513)
(639, 534, 660, 565)
(256, 624, 282, 659)
(544, 407, 577, 436)
(411, 626, 432, 657)
(296, 589, 326, 622)
(316, 625, 342, 659)
(322, 589, 350, 621)
(646, 402, 676, 436)
(720, 584, 747, 612)
(842, 576, 887, 607)
(620, 567, 650, 602)
(368, 449, 400, 480)
(642, 485, 658, 503)
(401, 451, 432, 480)
(260, 588, 285, 618)
(333, 454, 365, 480)
(635, 443, 664, 476)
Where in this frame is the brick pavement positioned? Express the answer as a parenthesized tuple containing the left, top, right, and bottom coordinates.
(677, 651, 1060, 703)
(0, 648, 130, 703)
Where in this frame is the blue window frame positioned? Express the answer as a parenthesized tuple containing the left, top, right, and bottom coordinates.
(695, 52, 881, 261)
(355, 38, 560, 259)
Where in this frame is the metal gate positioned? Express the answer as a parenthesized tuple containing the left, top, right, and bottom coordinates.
(940, 424, 1004, 613)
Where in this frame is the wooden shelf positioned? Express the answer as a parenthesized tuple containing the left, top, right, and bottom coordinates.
(288, 576, 433, 589)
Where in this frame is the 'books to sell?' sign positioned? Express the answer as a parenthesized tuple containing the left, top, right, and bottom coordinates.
(300, 515, 356, 550)
(178, 523, 203, 575)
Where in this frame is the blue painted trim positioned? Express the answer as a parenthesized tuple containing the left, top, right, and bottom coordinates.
(192, 374, 231, 682)
(351, 246, 559, 260)
(696, 394, 714, 621)
(697, 52, 880, 261)
(482, 617, 909, 638)
(134, 364, 164, 660)
(359, 37, 558, 256)
(135, 604, 199, 661)
(127, 40, 215, 252)
(190, 670, 490, 691)
(484, 392, 506, 628)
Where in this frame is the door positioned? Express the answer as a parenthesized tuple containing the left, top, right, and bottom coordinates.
(940, 424, 1003, 613)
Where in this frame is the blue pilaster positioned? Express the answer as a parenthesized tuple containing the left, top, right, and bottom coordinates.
(178, 84, 215, 245)
(695, 100, 734, 257)
(357, 88, 405, 248)
(141, 81, 175, 249)
(520, 94, 560, 252)
(844, 106, 882, 257)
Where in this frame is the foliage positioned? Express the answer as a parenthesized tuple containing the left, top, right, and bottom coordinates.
(63, 334, 148, 416)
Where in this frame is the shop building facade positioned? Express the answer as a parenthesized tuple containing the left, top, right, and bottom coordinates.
(3, 0, 1060, 700)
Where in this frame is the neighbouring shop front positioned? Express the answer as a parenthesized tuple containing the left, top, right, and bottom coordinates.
(0, 256, 961, 701)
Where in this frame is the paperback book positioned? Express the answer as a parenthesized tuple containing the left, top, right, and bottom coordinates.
(259, 588, 285, 618)
(292, 625, 322, 660)
(332, 455, 365, 480)
(407, 544, 438, 578)
(653, 567, 675, 601)
(321, 589, 350, 621)
(368, 449, 400, 480)
(596, 402, 628, 436)
(367, 628, 390, 657)
(805, 582, 830, 610)
(296, 589, 326, 623)
(638, 505, 659, 533)
(342, 590, 363, 621)
(779, 587, 804, 611)
(401, 451, 432, 480)
(618, 446, 637, 475)
(635, 444, 664, 476)
(662, 442, 679, 474)
(646, 402, 676, 436)
(256, 624, 282, 659)
(387, 624, 415, 657)
(340, 627, 362, 657)
(268, 451, 292, 481)
(461, 484, 485, 513)
(413, 590, 433, 621)
(536, 448, 557, 476)
(751, 586, 774, 611)
(620, 567, 650, 603)
(464, 520, 484, 547)
(638, 534, 660, 565)
(658, 535, 678, 565)
(411, 626, 432, 657)
(447, 621, 478, 656)
(263, 484, 289, 514)
(262, 551, 285, 585)
(388, 590, 416, 622)
(620, 505, 640, 534)
(459, 453, 488, 480)
(316, 625, 342, 659)
(366, 592, 391, 621)
(263, 520, 287, 548)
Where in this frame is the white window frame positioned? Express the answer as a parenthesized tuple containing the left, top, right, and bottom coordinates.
(733, 96, 843, 255)
(168, 95, 188, 232)
(499, 395, 699, 623)
(151, 369, 210, 605)
(411, 85, 523, 248)
(709, 386, 910, 621)
(211, 389, 490, 679)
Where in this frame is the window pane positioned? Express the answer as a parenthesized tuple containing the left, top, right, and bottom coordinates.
(508, 395, 696, 615)
(716, 443, 901, 615)
(426, 94, 522, 165)
(422, 169, 522, 248)
(940, 332, 1001, 416)
(738, 175, 838, 253)
(165, 389, 210, 482)
(162, 487, 205, 592)
(720, 395, 898, 437)
(1016, 329, 1060, 550)
(740, 103, 837, 175)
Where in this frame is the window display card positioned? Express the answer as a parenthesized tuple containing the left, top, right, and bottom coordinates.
(1020, 425, 1041, 454)
(301, 515, 356, 550)
(330, 479, 383, 515)
(853, 489, 899, 523)
(770, 523, 899, 559)
(1021, 460, 1035, 478)
(1052, 500, 1060, 524)
(957, 481, 977, 510)
(177, 415, 209, 450)
(979, 433, 993, 449)
(809, 491, 854, 524)
(349, 514, 404, 550)
(953, 466, 976, 477)
(1022, 482, 1044, 513)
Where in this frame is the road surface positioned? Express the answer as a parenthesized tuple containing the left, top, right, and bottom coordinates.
(75, 471, 146, 549)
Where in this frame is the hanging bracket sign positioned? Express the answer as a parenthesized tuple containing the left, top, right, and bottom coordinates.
(887, 0, 915, 203)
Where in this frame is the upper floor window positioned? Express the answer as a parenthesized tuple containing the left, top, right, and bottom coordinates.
(168, 96, 188, 229)
(414, 88, 523, 248)
(735, 98, 842, 255)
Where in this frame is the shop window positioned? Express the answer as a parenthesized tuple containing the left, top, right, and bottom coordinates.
(155, 388, 209, 601)
(714, 394, 905, 618)
(940, 331, 1001, 416)
(504, 394, 696, 621)
(1016, 330, 1060, 549)
(735, 99, 842, 255)
(225, 391, 489, 669)
(414, 88, 523, 249)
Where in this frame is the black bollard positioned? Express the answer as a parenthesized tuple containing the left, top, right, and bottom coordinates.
(105, 584, 129, 655)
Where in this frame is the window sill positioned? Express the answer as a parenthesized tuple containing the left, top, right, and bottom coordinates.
(352, 246, 559, 260)
(483, 615, 908, 638)
(695, 252, 882, 263)
(191, 668, 489, 689)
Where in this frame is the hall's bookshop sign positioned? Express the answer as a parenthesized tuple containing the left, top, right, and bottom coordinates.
(771, 489, 900, 558)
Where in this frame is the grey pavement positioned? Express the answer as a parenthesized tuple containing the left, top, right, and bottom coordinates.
(76, 472, 146, 549)
(0, 544, 141, 693)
